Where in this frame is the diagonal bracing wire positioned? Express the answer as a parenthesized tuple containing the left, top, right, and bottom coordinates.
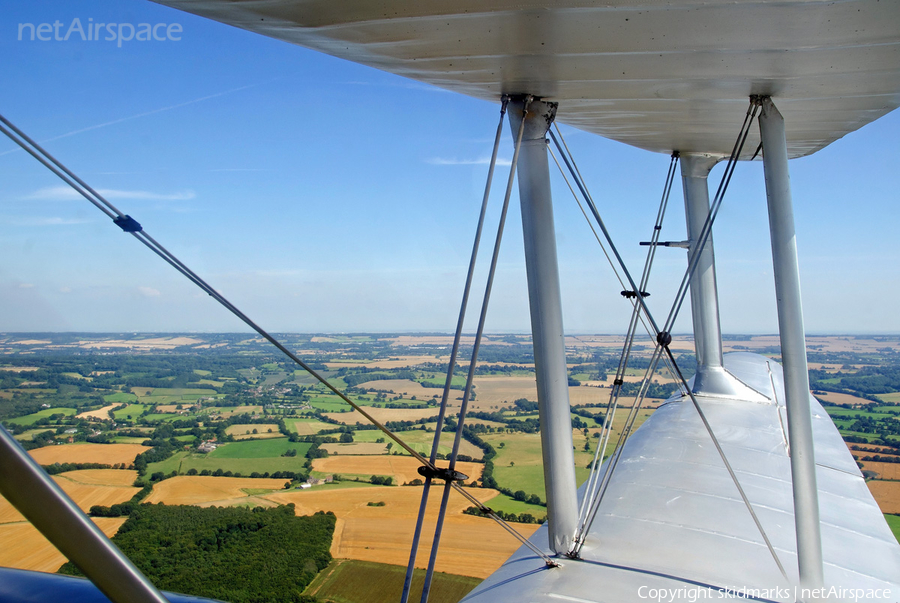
(418, 96, 563, 603)
(567, 100, 789, 583)
(573, 100, 760, 552)
(547, 130, 683, 392)
(399, 96, 508, 603)
(663, 347, 789, 581)
(0, 113, 431, 469)
(0, 109, 558, 592)
(546, 133, 686, 548)
(571, 152, 681, 545)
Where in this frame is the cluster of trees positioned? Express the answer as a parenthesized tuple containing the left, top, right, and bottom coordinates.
(369, 475, 393, 485)
(63, 504, 334, 603)
(43, 462, 123, 474)
(462, 506, 542, 524)
(848, 416, 900, 437)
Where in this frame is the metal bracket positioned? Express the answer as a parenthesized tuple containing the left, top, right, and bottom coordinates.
(113, 215, 142, 233)
(417, 465, 469, 483)
(639, 240, 689, 249)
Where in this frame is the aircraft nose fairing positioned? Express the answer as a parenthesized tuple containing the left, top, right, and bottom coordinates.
(152, 0, 900, 158)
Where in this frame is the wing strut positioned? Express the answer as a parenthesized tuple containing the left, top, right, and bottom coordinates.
(758, 96, 824, 590)
(509, 96, 580, 555)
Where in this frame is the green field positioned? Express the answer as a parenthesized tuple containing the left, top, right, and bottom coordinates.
(113, 436, 150, 444)
(284, 418, 335, 435)
(104, 392, 137, 403)
(143, 413, 185, 422)
(484, 493, 546, 520)
(147, 450, 313, 476)
(144, 439, 314, 476)
(146, 451, 188, 475)
(353, 428, 483, 459)
(481, 431, 601, 500)
(113, 404, 150, 419)
(13, 428, 55, 441)
(6, 407, 76, 426)
(180, 456, 311, 475)
(418, 374, 466, 388)
(826, 407, 900, 420)
(146, 388, 219, 397)
(304, 559, 479, 603)
(210, 438, 311, 459)
(886, 514, 900, 544)
(309, 394, 354, 412)
(482, 432, 546, 499)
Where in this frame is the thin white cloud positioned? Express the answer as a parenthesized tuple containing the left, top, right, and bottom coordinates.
(6, 216, 92, 226)
(18, 283, 35, 289)
(138, 286, 161, 298)
(426, 156, 512, 166)
(0, 81, 278, 157)
(25, 186, 195, 202)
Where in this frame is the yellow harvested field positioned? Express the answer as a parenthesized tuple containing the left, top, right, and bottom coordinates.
(145, 476, 290, 506)
(322, 443, 388, 455)
(263, 485, 538, 578)
(568, 386, 605, 406)
(848, 443, 900, 455)
(0, 366, 38, 372)
(289, 420, 334, 436)
(325, 407, 439, 425)
(388, 335, 476, 347)
(325, 356, 435, 369)
(58, 469, 138, 486)
(356, 379, 435, 398)
(0, 517, 127, 573)
(471, 375, 537, 408)
(867, 480, 900, 514)
(235, 405, 263, 414)
(312, 456, 483, 485)
(860, 461, 900, 481)
(808, 363, 843, 373)
(29, 443, 150, 466)
(0, 474, 139, 524)
(226, 424, 282, 440)
(76, 404, 118, 420)
(814, 391, 876, 406)
(76, 336, 202, 350)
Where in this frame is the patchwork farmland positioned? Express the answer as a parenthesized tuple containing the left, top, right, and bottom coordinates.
(2, 333, 900, 602)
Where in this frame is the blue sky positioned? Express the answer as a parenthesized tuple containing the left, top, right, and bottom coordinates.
(1, 0, 898, 335)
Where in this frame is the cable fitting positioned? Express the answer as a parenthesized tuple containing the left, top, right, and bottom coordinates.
(613, 378, 624, 386)
(417, 465, 469, 483)
(113, 215, 142, 233)
(620, 290, 650, 299)
(656, 331, 673, 347)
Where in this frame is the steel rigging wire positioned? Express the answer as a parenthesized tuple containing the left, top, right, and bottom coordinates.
(0, 111, 555, 583)
(558, 97, 788, 582)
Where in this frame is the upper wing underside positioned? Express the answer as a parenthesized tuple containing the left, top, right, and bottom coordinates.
(152, 0, 900, 158)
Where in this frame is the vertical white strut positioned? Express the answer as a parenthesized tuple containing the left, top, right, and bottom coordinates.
(508, 97, 577, 555)
(758, 96, 824, 589)
(680, 154, 732, 395)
